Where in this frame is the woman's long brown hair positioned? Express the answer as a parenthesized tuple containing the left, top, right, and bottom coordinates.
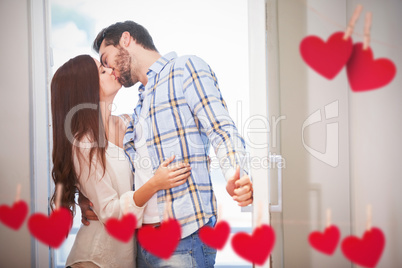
(50, 55, 107, 215)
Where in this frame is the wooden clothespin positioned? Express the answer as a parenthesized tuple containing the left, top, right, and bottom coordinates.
(217, 204, 222, 222)
(124, 195, 130, 215)
(326, 208, 332, 228)
(257, 201, 263, 227)
(363, 12, 372, 50)
(366, 204, 372, 231)
(343, 4, 363, 40)
(163, 201, 170, 222)
(15, 183, 21, 202)
(55, 183, 63, 210)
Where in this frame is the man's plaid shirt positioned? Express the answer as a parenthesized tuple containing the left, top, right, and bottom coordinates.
(123, 52, 248, 238)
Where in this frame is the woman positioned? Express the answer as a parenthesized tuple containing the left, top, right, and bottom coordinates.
(50, 55, 191, 268)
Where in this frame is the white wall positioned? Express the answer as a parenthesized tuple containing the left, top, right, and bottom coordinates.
(0, 0, 32, 267)
(348, 0, 402, 266)
(275, 0, 402, 267)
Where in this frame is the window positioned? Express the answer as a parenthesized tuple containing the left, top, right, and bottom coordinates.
(50, 0, 252, 267)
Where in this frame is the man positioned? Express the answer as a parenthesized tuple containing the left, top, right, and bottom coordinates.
(82, 20, 253, 267)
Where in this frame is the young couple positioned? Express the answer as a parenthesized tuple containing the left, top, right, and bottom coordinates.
(50, 20, 253, 268)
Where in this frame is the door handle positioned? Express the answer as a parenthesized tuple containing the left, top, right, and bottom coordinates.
(240, 154, 283, 213)
(270, 154, 282, 213)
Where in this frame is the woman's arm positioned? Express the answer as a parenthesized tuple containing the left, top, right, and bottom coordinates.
(76, 147, 190, 224)
(133, 155, 191, 207)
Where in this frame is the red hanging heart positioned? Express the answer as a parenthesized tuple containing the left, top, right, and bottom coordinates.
(105, 213, 137, 243)
(300, 32, 353, 79)
(231, 224, 275, 265)
(341, 227, 385, 268)
(28, 207, 72, 248)
(137, 218, 181, 259)
(346, 43, 397, 92)
(0, 200, 28, 230)
(308, 225, 340, 255)
(199, 220, 230, 250)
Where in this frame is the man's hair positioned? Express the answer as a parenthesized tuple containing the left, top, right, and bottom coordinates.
(93, 20, 157, 53)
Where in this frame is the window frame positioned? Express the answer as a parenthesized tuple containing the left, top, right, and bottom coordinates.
(30, 0, 270, 267)
(29, 0, 54, 266)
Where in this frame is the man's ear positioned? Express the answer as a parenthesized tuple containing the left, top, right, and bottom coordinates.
(120, 31, 131, 47)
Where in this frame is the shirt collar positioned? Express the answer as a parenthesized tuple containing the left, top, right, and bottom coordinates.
(147, 51, 177, 76)
(138, 52, 177, 94)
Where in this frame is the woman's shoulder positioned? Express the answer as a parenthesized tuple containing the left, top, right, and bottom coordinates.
(73, 133, 96, 150)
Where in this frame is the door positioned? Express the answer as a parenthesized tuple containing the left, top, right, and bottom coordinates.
(267, 0, 352, 267)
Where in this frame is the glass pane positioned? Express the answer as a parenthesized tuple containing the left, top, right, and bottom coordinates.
(50, 0, 251, 267)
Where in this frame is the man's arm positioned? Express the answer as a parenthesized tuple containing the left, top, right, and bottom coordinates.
(181, 56, 253, 206)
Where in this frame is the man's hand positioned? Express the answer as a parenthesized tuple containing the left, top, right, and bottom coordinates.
(226, 167, 253, 207)
(78, 191, 98, 225)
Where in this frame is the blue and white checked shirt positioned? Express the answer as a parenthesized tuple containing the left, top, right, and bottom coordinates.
(123, 52, 248, 238)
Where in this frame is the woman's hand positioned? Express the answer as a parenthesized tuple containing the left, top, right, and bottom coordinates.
(78, 191, 98, 225)
(151, 155, 191, 190)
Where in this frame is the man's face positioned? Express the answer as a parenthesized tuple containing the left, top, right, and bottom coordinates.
(99, 41, 136, 87)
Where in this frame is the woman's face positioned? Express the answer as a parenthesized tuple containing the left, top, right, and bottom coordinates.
(94, 58, 122, 101)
